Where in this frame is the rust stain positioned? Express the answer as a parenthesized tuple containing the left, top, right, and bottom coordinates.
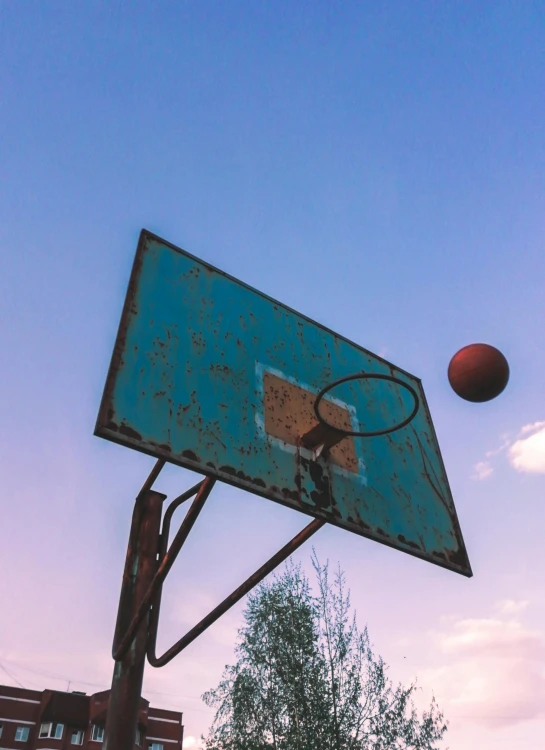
(397, 533, 421, 550)
(118, 423, 143, 441)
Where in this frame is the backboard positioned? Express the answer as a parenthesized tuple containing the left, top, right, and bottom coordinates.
(96, 230, 471, 577)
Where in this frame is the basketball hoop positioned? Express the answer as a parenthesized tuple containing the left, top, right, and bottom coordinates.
(314, 373, 419, 438)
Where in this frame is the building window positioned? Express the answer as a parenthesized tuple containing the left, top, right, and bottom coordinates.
(15, 726, 30, 742)
(136, 727, 142, 746)
(90, 724, 105, 742)
(39, 722, 64, 739)
(71, 729, 85, 745)
(149, 744, 164, 750)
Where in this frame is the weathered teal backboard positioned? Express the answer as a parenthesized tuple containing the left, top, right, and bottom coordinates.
(96, 230, 471, 577)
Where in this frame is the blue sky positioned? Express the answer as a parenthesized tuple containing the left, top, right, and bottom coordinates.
(1, 3, 544, 748)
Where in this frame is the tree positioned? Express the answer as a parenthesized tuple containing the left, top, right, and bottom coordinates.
(202, 562, 330, 750)
(201, 555, 447, 750)
(311, 552, 447, 749)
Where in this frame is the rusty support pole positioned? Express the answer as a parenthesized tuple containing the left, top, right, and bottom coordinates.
(113, 477, 216, 661)
(104, 488, 165, 750)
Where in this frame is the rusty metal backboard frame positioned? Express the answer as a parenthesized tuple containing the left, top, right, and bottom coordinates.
(95, 230, 471, 577)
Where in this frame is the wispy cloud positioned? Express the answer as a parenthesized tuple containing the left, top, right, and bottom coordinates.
(472, 434, 511, 481)
(496, 599, 529, 616)
(485, 433, 511, 459)
(472, 461, 493, 481)
(520, 421, 545, 435)
(473, 423, 545, 479)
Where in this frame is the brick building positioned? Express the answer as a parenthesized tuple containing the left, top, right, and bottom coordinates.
(0, 684, 183, 750)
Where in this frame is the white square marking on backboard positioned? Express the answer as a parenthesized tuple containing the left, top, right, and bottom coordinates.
(254, 361, 368, 485)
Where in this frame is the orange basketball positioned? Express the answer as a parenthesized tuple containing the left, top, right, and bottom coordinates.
(448, 343, 509, 402)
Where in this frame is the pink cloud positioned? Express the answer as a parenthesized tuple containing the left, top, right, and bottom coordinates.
(440, 618, 545, 660)
(422, 612, 545, 728)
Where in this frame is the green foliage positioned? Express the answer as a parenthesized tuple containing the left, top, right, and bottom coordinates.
(201, 554, 447, 750)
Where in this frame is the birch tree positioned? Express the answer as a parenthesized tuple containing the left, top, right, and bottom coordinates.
(201, 557, 447, 750)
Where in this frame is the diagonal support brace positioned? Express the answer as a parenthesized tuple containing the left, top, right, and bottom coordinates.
(147, 514, 325, 667)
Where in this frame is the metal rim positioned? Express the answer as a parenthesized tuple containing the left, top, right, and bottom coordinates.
(314, 373, 420, 438)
